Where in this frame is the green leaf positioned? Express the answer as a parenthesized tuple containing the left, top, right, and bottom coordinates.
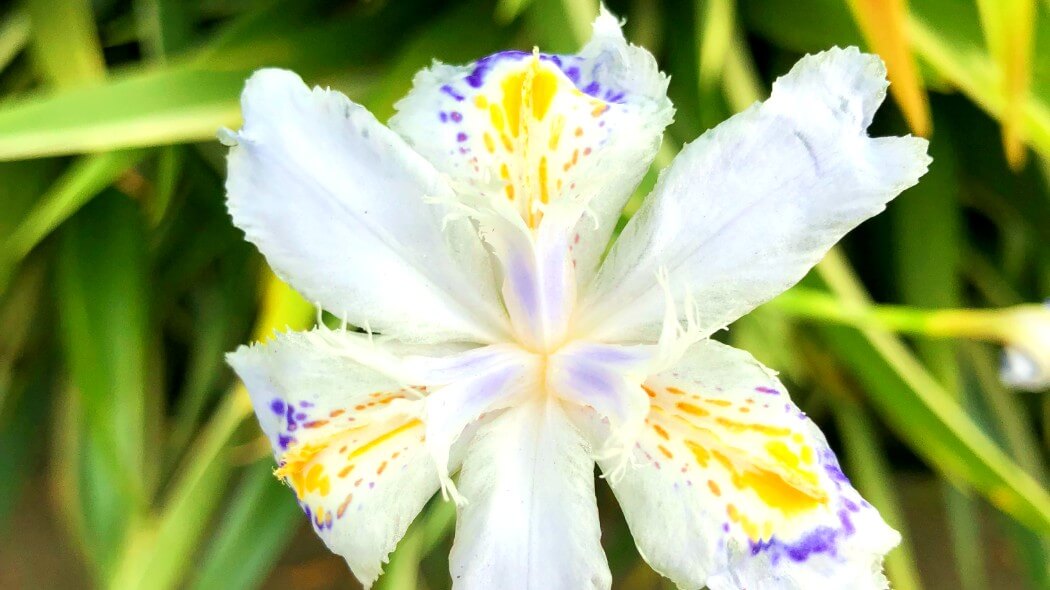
(744, 0, 1050, 160)
(892, 111, 987, 590)
(110, 270, 314, 590)
(0, 0, 446, 160)
(0, 10, 30, 75)
(0, 68, 242, 159)
(0, 150, 146, 291)
(56, 191, 152, 579)
(829, 395, 924, 590)
(814, 251, 1050, 536)
(907, 0, 1050, 159)
(24, 0, 105, 86)
(189, 460, 301, 590)
(0, 261, 48, 522)
(0, 158, 64, 236)
(134, 0, 194, 61)
(110, 392, 247, 590)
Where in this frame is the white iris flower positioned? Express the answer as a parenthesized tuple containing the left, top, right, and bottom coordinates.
(225, 9, 930, 590)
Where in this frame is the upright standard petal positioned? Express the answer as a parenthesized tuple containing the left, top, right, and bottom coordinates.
(229, 330, 453, 587)
(225, 69, 508, 344)
(547, 340, 655, 457)
(596, 339, 898, 590)
(579, 48, 931, 343)
(389, 8, 673, 283)
(491, 219, 579, 349)
(449, 398, 611, 590)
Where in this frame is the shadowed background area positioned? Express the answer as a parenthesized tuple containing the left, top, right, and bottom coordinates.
(0, 0, 1047, 589)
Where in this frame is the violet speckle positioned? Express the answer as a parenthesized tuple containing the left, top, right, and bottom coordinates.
(440, 84, 464, 101)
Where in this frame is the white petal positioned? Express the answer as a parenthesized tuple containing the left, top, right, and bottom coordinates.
(389, 8, 673, 283)
(490, 220, 578, 349)
(547, 340, 653, 455)
(226, 69, 508, 344)
(595, 339, 898, 590)
(579, 48, 931, 342)
(449, 399, 611, 590)
(411, 344, 539, 495)
(228, 330, 462, 587)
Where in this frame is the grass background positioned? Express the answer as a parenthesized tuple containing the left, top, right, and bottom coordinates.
(0, 0, 1047, 588)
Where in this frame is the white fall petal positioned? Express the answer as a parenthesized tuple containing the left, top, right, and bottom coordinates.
(578, 47, 931, 343)
(594, 339, 899, 590)
(226, 69, 509, 344)
(228, 330, 444, 586)
(225, 9, 930, 590)
(449, 398, 611, 590)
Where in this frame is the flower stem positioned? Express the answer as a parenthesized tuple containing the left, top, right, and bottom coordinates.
(770, 286, 1030, 346)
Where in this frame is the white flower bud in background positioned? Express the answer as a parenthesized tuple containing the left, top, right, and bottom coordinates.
(999, 300, 1050, 391)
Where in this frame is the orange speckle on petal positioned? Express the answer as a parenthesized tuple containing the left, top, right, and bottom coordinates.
(714, 416, 790, 437)
(337, 493, 353, 518)
(677, 402, 710, 418)
(684, 440, 711, 467)
(538, 156, 549, 204)
(548, 116, 564, 150)
(348, 420, 422, 461)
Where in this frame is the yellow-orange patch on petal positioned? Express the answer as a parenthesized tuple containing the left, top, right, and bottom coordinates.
(642, 381, 828, 524)
(530, 67, 559, 120)
(276, 416, 422, 503)
(440, 52, 616, 229)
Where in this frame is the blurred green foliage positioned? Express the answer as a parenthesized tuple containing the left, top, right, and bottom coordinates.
(0, 0, 1047, 589)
